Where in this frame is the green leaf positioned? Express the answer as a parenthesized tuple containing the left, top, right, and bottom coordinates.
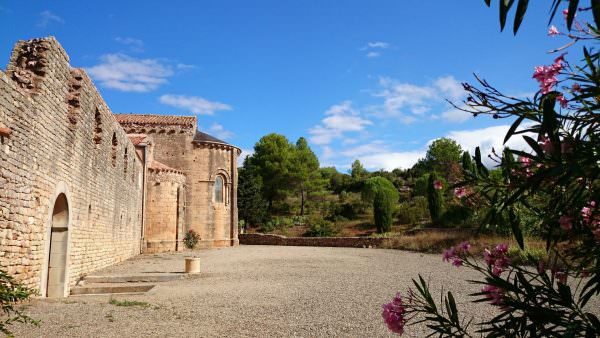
(566, 0, 579, 31)
(513, 0, 529, 34)
(541, 95, 559, 141)
(504, 115, 525, 144)
(592, 0, 600, 29)
(484, 0, 491, 6)
(499, 0, 515, 31)
(447, 292, 459, 324)
(522, 135, 544, 157)
(508, 208, 524, 249)
(548, 0, 563, 26)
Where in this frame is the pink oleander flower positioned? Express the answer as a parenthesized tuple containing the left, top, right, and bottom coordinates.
(540, 136, 554, 154)
(484, 249, 494, 265)
(557, 94, 568, 108)
(382, 293, 406, 335)
(442, 241, 470, 267)
(559, 216, 573, 231)
(484, 244, 510, 276)
(433, 180, 443, 190)
(593, 228, 600, 241)
(454, 187, 467, 198)
(495, 243, 508, 254)
(519, 156, 531, 166)
(442, 247, 455, 262)
(482, 285, 504, 306)
(563, 9, 570, 20)
(561, 140, 573, 154)
(554, 271, 568, 284)
(532, 54, 566, 94)
(581, 201, 596, 224)
(537, 260, 546, 274)
(572, 83, 581, 92)
(548, 25, 560, 36)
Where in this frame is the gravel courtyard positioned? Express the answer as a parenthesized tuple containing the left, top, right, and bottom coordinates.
(9, 246, 538, 337)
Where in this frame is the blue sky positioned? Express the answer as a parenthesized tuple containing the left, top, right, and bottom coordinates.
(0, 1, 572, 171)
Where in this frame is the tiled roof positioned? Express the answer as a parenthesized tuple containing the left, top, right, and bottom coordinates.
(193, 130, 229, 145)
(127, 134, 149, 146)
(148, 160, 184, 174)
(114, 114, 196, 128)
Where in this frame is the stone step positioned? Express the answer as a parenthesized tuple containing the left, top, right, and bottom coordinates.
(70, 283, 155, 296)
(84, 273, 184, 284)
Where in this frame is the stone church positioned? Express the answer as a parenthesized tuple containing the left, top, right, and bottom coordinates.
(0, 37, 240, 297)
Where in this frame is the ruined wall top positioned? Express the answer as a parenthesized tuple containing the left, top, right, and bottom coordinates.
(6, 37, 69, 93)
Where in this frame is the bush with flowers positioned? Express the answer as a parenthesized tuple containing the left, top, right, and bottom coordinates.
(382, 1, 600, 336)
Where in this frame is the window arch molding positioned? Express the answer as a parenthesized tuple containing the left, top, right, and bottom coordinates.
(211, 169, 231, 205)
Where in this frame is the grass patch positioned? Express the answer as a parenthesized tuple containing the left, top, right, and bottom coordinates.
(380, 232, 549, 265)
(109, 298, 150, 308)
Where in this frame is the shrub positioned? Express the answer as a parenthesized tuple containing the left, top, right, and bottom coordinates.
(363, 177, 399, 233)
(0, 269, 37, 336)
(396, 202, 418, 225)
(259, 221, 276, 233)
(440, 204, 473, 228)
(183, 229, 200, 249)
(382, 5, 600, 336)
(412, 174, 429, 197)
(304, 215, 339, 237)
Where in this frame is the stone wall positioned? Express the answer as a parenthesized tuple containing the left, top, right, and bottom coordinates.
(239, 233, 389, 248)
(118, 121, 239, 248)
(0, 37, 143, 295)
(187, 144, 238, 248)
(144, 169, 186, 253)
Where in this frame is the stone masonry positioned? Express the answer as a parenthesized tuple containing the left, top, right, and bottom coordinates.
(0, 36, 240, 297)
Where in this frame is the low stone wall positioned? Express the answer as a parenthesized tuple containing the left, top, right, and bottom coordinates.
(404, 228, 477, 236)
(239, 233, 388, 248)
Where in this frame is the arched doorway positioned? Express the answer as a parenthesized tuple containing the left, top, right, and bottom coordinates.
(46, 193, 69, 298)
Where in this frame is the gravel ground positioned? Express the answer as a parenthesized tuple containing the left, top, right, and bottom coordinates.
(10, 245, 597, 337)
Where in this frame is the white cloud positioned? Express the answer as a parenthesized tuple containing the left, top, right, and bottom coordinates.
(363, 41, 390, 49)
(115, 37, 144, 52)
(433, 75, 465, 101)
(370, 75, 466, 123)
(87, 54, 173, 92)
(361, 41, 390, 57)
(440, 107, 473, 123)
(340, 141, 387, 158)
(37, 10, 64, 28)
(321, 146, 334, 160)
(176, 63, 195, 70)
(309, 101, 372, 145)
(237, 148, 254, 166)
(159, 94, 232, 115)
(359, 150, 426, 171)
(207, 122, 234, 140)
(445, 124, 532, 166)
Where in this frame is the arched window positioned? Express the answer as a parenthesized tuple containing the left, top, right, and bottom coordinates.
(214, 176, 224, 203)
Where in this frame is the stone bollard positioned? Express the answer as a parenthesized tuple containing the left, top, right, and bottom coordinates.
(185, 257, 200, 274)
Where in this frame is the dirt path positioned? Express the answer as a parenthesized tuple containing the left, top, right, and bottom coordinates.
(10, 245, 593, 337)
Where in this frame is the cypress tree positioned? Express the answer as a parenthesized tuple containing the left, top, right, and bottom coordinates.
(427, 172, 444, 225)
